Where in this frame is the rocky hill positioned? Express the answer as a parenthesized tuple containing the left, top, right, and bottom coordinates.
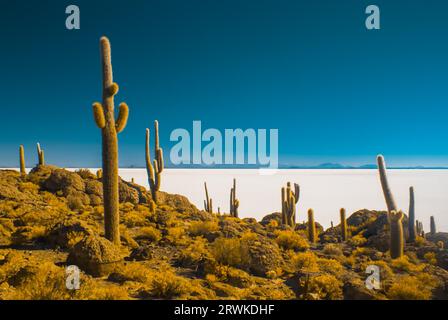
(0, 165, 447, 300)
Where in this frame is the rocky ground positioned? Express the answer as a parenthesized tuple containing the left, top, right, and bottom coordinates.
(0, 165, 447, 300)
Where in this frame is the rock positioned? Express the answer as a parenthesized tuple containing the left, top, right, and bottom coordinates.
(129, 245, 153, 261)
(260, 212, 282, 226)
(245, 236, 284, 276)
(119, 180, 140, 204)
(67, 235, 122, 277)
(43, 168, 85, 195)
(427, 233, 448, 248)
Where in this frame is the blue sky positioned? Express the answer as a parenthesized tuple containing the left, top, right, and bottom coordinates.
(1, 0, 448, 167)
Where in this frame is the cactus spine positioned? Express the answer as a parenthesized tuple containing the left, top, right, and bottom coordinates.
(230, 178, 239, 218)
(408, 186, 416, 242)
(204, 182, 213, 213)
(19, 145, 26, 175)
(307, 209, 316, 243)
(389, 210, 404, 259)
(430, 216, 436, 235)
(340, 208, 348, 241)
(36, 143, 45, 166)
(92, 36, 129, 246)
(145, 120, 164, 203)
(377, 155, 397, 212)
(281, 182, 300, 227)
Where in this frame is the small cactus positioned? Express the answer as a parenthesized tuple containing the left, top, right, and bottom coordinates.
(430, 216, 436, 235)
(92, 36, 129, 246)
(145, 120, 164, 203)
(436, 241, 444, 249)
(36, 143, 45, 166)
(204, 182, 213, 213)
(389, 210, 404, 259)
(96, 169, 103, 179)
(229, 178, 239, 218)
(408, 186, 416, 242)
(377, 155, 397, 212)
(19, 145, 26, 175)
(281, 182, 300, 227)
(340, 208, 348, 241)
(307, 209, 316, 243)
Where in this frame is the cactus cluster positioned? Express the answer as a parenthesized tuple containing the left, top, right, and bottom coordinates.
(92, 36, 129, 246)
(229, 178, 239, 218)
(340, 208, 348, 241)
(145, 120, 164, 204)
(36, 143, 45, 166)
(204, 182, 213, 213)
(281, 182, 300, 227)
(416, 220, 424, 237)
(307, 209, 316, 243)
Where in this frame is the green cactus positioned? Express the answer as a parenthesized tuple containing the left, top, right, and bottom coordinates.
(307, 209, 316, 243)
(430, 216, 436, 235)
(377, 155, 397, 212)
(389, 210, 404, 259)
(230, 178, 239, 218)
(92, 36, 129, 246)
(204, 182, 213, 213)
(36, 143, 45, 166)
(408, 186, 416, 242)
(340, 208, 348, 241)
(19, 145, 26, 176)
(281, 182, 300, 227)
(145, 120, 164, 203)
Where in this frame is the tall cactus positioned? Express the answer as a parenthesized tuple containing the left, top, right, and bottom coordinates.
(430, 216, 436, 235)
(36, 143, 45, 166)
(389, 210, 404, 259)
(92, 36, 129, 246)
(307, 208, 316, 243)
(19, 145, 26, 175)
(145, 120, 164, 203)
(408, 186, 416, 242)
(340, 208, 348, 241)
(281, 182, 300, 227)
(230, 178, 239, 218)
(377, 155, 397, 212)
(204, 182, 213, 213)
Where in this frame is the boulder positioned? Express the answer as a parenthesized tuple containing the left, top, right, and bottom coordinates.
(67, 235, 122, 277)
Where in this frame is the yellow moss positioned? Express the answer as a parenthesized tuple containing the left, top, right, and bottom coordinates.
(275, 230, 309, 251)
(211, 237, 250, 268)
(291, 251, 319, 273)
(299, 274, 343, 300)
(317, 258, 344, 277)
(390, 255, 425, 273)
(122, 211, 148, 227)
(423, 252, 437, 265)
(347, 234, 367, 246)
(387, 275, 435, 300)
(136, 226, 162, 242)
(188, 220, 219, 237)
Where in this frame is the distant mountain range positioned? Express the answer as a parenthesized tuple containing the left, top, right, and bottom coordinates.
(120, 162, 448, 169)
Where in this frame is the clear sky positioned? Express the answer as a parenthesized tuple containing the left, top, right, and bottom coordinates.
(1, 0, 447, 167)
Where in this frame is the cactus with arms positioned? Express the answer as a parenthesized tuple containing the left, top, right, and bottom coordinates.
(230, 178, 239, 218)
(281, 182, 300, 227)
(19, 145, 26, 175)
(145, 120, 164, 203)
(92, 36, 129, 245)
(389, 210, 404, 259)
(204, 182, 213, 213)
